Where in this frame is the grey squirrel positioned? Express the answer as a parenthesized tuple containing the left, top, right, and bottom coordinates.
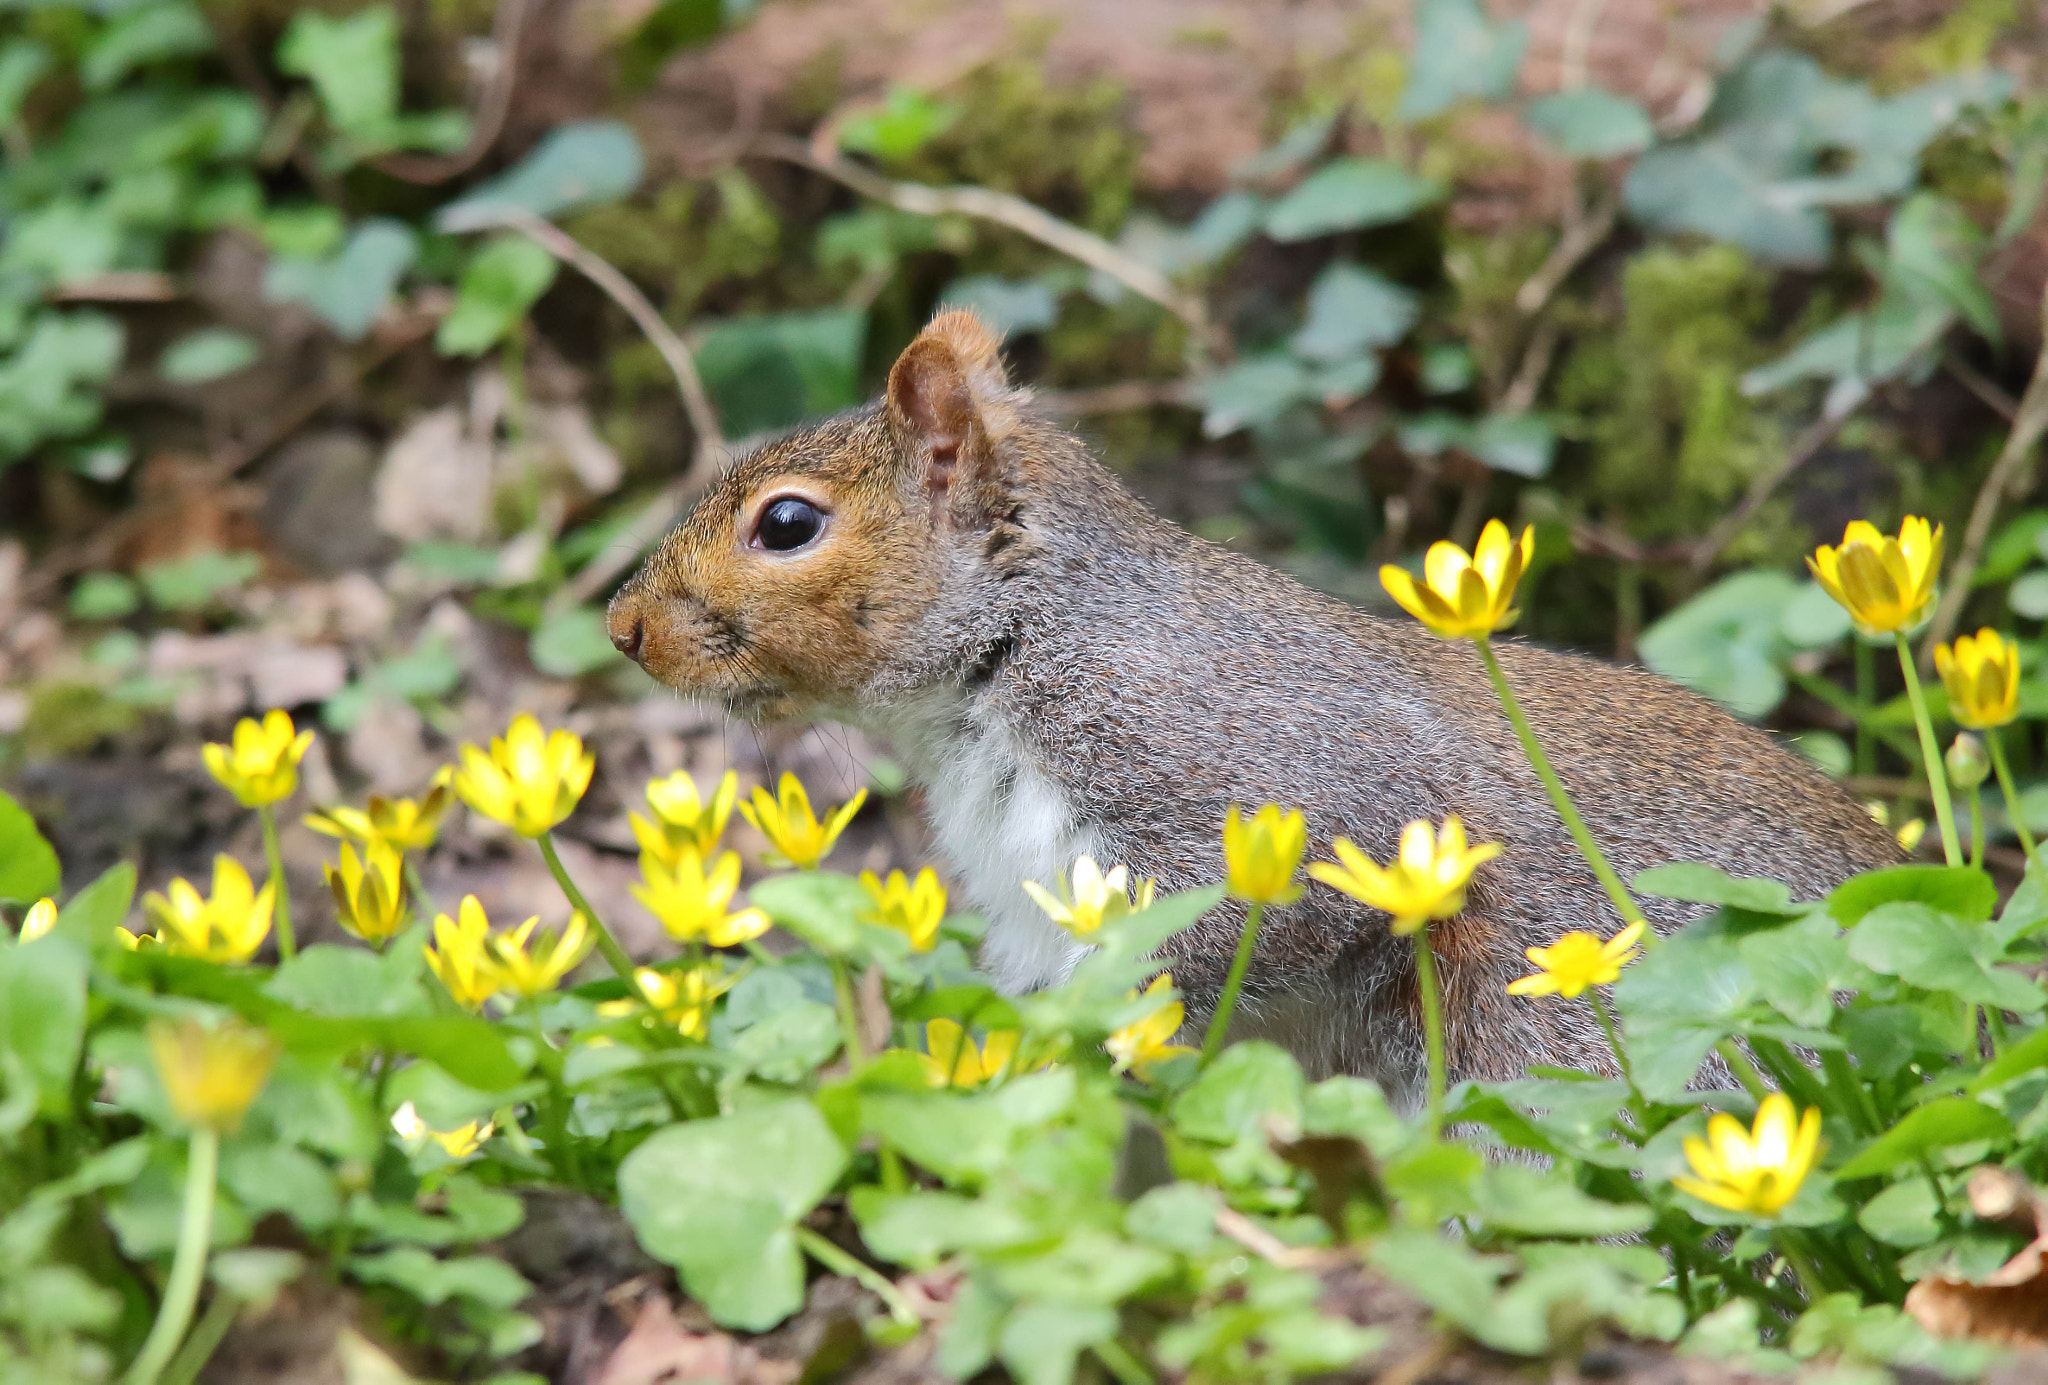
(605, 309, 1900, 1103)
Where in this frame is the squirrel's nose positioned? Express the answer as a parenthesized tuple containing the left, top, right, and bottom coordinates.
(608, 607, 646, 664)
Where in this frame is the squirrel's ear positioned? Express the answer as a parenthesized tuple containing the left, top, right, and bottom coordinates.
(885, 310, 1020, 505)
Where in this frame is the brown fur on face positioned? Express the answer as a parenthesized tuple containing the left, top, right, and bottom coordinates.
(607, 312, 1018, 717)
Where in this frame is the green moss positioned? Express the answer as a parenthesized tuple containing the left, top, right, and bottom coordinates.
(22, 681, 136, 757)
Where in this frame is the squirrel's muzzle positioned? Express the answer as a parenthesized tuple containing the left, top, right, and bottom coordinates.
(606, 602, 646, 665)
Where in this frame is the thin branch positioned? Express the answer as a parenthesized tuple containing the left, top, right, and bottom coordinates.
(1037, 379, 1192, 416)
(1945, 350, 2020, 422)
(375, 0, 531, 184)
(1213, 1206, 1348, 1271)
(1923, 285, 2048, 659)
(1514, 188, 1620, 316)
(460, 212, 724, 608)
(1681, 387, 1867, 572)
(749, 134, 1221, 361)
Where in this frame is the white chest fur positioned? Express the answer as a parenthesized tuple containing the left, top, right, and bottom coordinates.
(859, 688, 1098, 993)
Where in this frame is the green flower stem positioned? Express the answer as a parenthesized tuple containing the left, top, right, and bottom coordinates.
(158, 1287, 237, 1385)
(793, 1226, 918, 1328)
(1587, 989, 1639, 1099)
(536, 832, 636, 984)
(1773, 1228, 1834, 1300)
(1714, 1039, 1770, 1100)
(1413, 926, 1447, 1136)
(1987, 729, 2041, 863)
(1092, 1338, 1157, 1385)
(1895, 636, 1963, 865)
(124, 1127, 219, 1385)
(1201, 902, 1266, 1064)
(1475, 638, 1644, 927)
(830, 958, 866, 1072)
(258, 806, 295, 961)
(741, 938, 779, 967)
(403, 858, 437, 923)
(1968, 784, 1986, 869)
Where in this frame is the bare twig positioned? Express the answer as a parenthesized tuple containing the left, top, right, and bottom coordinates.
(1213, 1206, 1347, 1271)
(1923, 286, 2048, 659)
(1682, 388, 1867, 572)
(460, 212, 725, 608)
(375, 0, 531, 184)
(1037, 379, 1193, 416)
(749, 134, 1221, 361)
(1514, 190, 1620, 317)
(1945, 351, 2021, 422)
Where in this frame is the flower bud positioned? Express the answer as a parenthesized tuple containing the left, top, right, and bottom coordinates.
(1946, 732, 1990, 790)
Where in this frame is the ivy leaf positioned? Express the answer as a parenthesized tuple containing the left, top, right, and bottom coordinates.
(1400, 0, 1527, 121)
(82, 1, 212, 92)
(1523, 88, 1652, 158)
(529, 605, 618, 679)
(1289, 263, 1418, 362)
(839, 87, 960, 162)
(264, 220, 418, 341)
(1263, 160, 1442, 242)
(159, 328, 259, 384)
(617, 1099, 848, 1329)
(437, 121, 645, 230)
(939, 276, 1059, 336)
(0, 790, 59, 904)
(436, 237, 558, 357)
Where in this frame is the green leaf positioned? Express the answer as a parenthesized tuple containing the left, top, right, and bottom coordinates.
(264, 220, 418, 341)
(695, 308, 868, 437)
(1739, 913, 1874, 1029)
(437, 121, 645, 231)
(437, 238, 558, 357)
(220, 1141, 340, 1232)
(1172, 1042, 1304, 1145)
(849, 1187, 1036, 1263)
(839, 87, 960, 162)
(529, 605, 618, 678)
(1637, 570, 1801, 719)
(939, 276, 1059, 336)
(1614, 922, 1755, 1100)
(617, 1100, 849, 1330)
(1195, 353, 1316, 436)
(1400, 0, 1527, 121)
(1830, 866, 1998, 927)
(277, 6, 401, 136)
(350, 1248, 532, 1309)
(1833, 1097, 2013, 1179)
(1847, 902, 2046, 1012)
(159, 328, 258, 384)
(1469, 414, 1555, 478)
(1263, 159, 1442, 242)
(749, 872, 867, 955)
(0, 311, 125, 460)
(998, 1301, 1118, 1385)
(137, 548, 262, 611)
(53, 861, 136, 949)
(0, 789, 59, 904)
(82, 1, 212, 91)
(1857, 1177, 1943, 1248)
(1289, 263, 1418, 362)
(1523, 88, 1653, 158)
(0, 934, 87, 1117)
(68, 571, 140, 621)
(265, 944, 430, 1018)
(1633, 862, 1798, 914)
(0, 41, 51, 127)
(863, 1068, 1078, 1185)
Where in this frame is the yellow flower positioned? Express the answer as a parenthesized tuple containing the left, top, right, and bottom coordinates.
(324, 840, 408, 945)
(859, 868, 947, 951)
(1308, 817, 1502, 935)
(632, 849, 770, 947)
(18, 897, 56, 942)
(1107, 976, 1197, 1078)
(601, 965, 738, 1039)
(140, 856, 276, 963)
(630, 770, 740, 866)
(202, 710, 315, 809)
(454, 715, 595, 838)
(306, 768, 455, 852)
(1506, 921, 1645, 998)
(921, 1018, 1023, 1088)
(1865, 800, 1927, 854)
(148, 1017, 278, 1132)
(1807, 517, 1943, 636)
(424, 896, 503, 1010)
(1673, 1093, 1823, 1218)
(738, 773, 866, 869)
(1223, 804, 1307, 905)
(484, 912, 594, 998)
(1935, 628, 2020, 731)
(1379, 520, 1535, 639)
(1022, 856, 1156, 939)
(390, 1101, 493, 1158)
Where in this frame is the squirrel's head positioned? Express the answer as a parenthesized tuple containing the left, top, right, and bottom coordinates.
(606, 309, 1034, 719)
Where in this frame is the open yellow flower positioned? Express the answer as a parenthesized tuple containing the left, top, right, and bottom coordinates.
(203, 710, 315, 808)
(1379, 520, 1535, 639)
(1935, 628, 2020, 731)
(1507, 921, 1645, 999)
(391, 1101, 494, 1159)
(922, 1018, 1024, 1088)
(738, 773, 866, 869)
(17, 897, 56, 942)
(633, 848, 770, 948)
(1107, 975, 1197, 1078)
(1023, 855, 1156, 938)
(1223, 804, 1307, 905)
(148, 1017, 278, 1132)
(424, 896, 503, 1010)
(454, 715, 594, 838)
(484, 912, 593, 998)
(601, 964, 739, 1039)
(630, 770, 740, 866)
(306, 768, 455, 852)
(140, 856, 275, 963)
(324, 840, 408, 945)
(1807, 517, 1943, 636)
(1673, 1093, 1823, 1218)
(1308, 817, 1502, 935)
(859, 868, 947, 951)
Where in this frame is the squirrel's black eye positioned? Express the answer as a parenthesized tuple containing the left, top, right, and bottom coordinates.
(755, 497, 824, 552)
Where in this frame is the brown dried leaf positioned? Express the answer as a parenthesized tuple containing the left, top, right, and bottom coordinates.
(595, 1294, 799, 1385)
